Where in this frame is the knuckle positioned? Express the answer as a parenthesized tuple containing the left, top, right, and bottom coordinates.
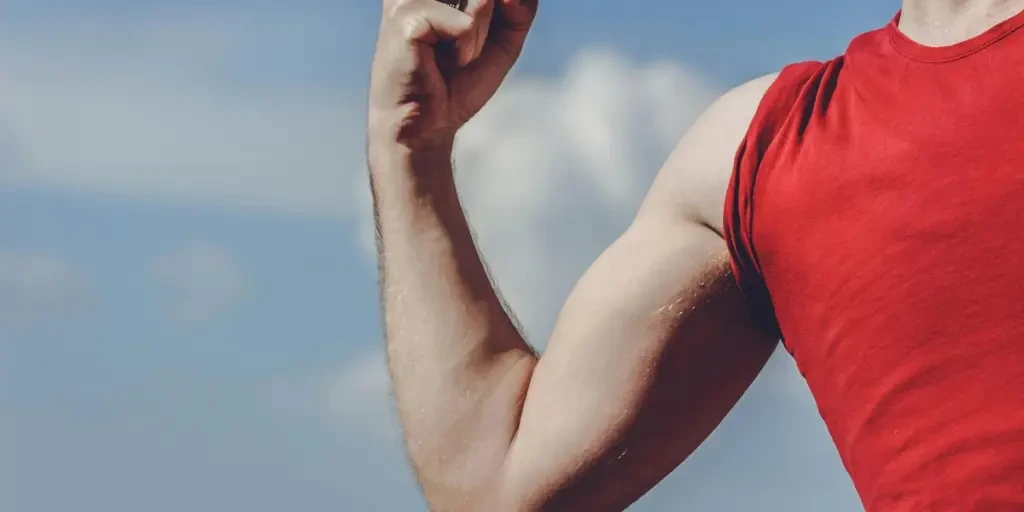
(385, 0, 432, 42)
(386, 0, 417, 18)
(399, 14, 430, 42)
(464, 0, 489, 15)
(385, 0, 415, 25)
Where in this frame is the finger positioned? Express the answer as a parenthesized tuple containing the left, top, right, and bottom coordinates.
(491, 0, 538, 51)
(447, 0, 535, 104)
(391, 0, 475, 46)
(460, 0, 494, 65)
(463, 0, 535, 77)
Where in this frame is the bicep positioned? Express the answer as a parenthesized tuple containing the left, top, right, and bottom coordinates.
(500, 220, 777, 510)
(495, 74, 781, 510)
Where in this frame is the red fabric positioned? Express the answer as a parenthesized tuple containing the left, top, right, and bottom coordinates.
(724, 10, 1024, 512)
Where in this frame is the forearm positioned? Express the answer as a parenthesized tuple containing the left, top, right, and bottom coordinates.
(367, 139, 776, 510)
(368, 140, 537, 503)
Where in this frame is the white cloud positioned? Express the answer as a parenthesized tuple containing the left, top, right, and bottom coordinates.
(0, 10, 715, 339)
(0, 250, 88, 325)
(149, 240, 246, 325)
(328, 351, 396, 437)
(455, 52, 716, 336)
(0, 15, 364, 218)
(1, 8, 716, 337)
(268, 348, 399, 442)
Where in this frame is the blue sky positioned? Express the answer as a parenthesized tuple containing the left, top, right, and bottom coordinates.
(0, 1, 902, 510)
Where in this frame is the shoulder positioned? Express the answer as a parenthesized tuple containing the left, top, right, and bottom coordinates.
(640, 62, 827, 232)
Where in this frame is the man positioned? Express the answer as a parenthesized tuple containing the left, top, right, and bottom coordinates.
(365, 0, 1024, 509)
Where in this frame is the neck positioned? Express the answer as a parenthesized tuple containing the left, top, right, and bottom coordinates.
(899, 0, 1024, 45)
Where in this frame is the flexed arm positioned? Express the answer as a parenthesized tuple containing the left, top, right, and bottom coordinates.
(366, 1, 780, 509)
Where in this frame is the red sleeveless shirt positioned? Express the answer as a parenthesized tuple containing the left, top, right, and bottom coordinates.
(725, 10, 1024, 511)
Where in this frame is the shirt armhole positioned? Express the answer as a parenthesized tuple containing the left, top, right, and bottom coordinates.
(723, 61, 824, 340)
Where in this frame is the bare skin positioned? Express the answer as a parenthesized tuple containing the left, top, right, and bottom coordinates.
(365, 0, 1024, 510)
(900, 0, 1024, 46)
(367, 1, 776, 509)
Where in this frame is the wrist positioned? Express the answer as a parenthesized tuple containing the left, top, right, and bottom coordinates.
(368, 138, 453, 170)
(367, 119, 456, 163)
(367, 132, 459, 200)
(367, 107, 458, 159)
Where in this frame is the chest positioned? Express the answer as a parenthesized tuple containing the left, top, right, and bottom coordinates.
(751, 73, 1024, 362)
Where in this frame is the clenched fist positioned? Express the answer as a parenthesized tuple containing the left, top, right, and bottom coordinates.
(367, 0, 539, 151)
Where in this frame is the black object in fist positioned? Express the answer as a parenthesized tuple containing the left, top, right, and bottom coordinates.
(437, 0, 466, 10)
